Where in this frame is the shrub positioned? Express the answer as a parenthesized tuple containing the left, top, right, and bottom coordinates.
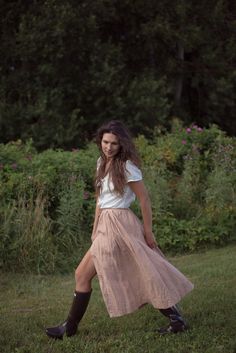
(0, 189, 56, 274)
(0, 122, 235, 273)
(0, 140, 98, 273)
(135, 121, 236, 251)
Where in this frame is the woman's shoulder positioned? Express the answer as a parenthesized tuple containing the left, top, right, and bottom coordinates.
(125, 160, 142, 181)
(125, 159, 140, 169)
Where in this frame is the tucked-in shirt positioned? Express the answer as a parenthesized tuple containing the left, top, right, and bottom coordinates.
(97, 159, 142, 209)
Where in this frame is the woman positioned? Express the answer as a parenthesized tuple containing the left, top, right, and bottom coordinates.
(45, 120, 194, 339)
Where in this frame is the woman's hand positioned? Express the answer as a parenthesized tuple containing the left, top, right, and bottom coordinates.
(144, 231, 157, 249)
(128, 181, 157, 249)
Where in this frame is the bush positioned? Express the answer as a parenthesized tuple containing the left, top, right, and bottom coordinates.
(0, 140, 98, 273)
(0, 122, 235, 273)
(135, 120, 236, 252)
(0, 189, 56, 274)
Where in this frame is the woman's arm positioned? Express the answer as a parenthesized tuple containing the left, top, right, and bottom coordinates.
(128, 181, 157, 249)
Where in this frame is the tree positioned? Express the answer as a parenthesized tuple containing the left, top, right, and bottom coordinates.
(0, 0, 235, 150)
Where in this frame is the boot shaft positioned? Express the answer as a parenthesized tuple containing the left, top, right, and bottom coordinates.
(66, 290, 92, 336)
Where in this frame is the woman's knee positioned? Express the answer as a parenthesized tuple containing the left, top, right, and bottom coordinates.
(75, 271, 93, 290)
(74, 265, 94, 286)
(75, 267, 84, 283)
(74, 250, 96, 286)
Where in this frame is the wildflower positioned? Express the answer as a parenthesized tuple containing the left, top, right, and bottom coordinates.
(26, 154, 32, 161)
(0, 163, 4, 170)
(181, 139, 187, 145)
(11, 163, 18, 170)
(72, 148, 79, 153)
(83, 191, 90, 200)
(186, 128, 191, 133)
(192, 144, 199, 152)
(69, 175, 77, 183)
(197, 127, 203, 132)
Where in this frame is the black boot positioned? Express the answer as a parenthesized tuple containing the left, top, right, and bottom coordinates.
(158, 305, 188, 334)
(45, 290, 92, 340)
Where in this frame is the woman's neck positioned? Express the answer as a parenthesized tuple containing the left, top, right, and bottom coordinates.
(105, 159, 112, 174)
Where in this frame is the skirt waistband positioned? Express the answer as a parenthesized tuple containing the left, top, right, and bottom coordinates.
(100, 208, 129, 210)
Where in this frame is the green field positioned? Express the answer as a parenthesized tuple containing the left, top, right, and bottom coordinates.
(1, 245, 236, 353)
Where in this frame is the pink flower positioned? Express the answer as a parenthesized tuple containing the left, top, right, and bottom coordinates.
(181, 139, 187, 145)
(26, 155, 32, 161)
(197, 127, 203, 132)
(186, 128, 191, 133)
(83, 191, 90, 200)
(11, 163, 18, 170)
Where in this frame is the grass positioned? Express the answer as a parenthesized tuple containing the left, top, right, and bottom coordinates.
(1, 245, 236, 353)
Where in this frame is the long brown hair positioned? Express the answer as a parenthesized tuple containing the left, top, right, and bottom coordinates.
(95, 120, 141, 196)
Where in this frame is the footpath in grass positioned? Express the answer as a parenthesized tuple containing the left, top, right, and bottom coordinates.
(0, 245, 236, 353)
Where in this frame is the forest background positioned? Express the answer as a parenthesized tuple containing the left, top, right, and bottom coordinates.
(0, 0, 235, 274)
(1, 0, 236, 147)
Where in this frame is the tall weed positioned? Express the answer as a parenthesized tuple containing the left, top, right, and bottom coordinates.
(54, 175, 86, 258)
(0, 189, 56, 274)
(0, 123, 235, 273)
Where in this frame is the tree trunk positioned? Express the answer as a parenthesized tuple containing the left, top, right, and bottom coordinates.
(174, 41, 184, 108)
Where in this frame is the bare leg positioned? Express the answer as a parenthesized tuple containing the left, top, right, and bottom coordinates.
(46, 248, 96, 340)
(75, 248, 97, 292)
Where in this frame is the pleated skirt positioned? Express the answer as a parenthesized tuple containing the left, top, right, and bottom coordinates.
(90, 208, 194, 318)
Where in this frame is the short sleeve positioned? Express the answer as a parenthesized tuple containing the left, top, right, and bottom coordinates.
(125, 160, 142, 182)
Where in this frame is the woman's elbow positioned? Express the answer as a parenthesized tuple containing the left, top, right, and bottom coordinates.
(139, 193, 151, 207)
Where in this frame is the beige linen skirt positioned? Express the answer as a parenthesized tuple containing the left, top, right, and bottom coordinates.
(90, 208, 194, 318)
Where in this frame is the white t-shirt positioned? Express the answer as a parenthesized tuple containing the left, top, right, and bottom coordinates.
(97, 159, 142, 209)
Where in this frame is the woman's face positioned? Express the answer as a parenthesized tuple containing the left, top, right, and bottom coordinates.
(101, 133, 120, 160)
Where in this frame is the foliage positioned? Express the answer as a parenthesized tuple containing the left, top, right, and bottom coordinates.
(0, 1, 236, 149)
(0, 190, 56, 274)
(0, 140, 98, 273)
(0, 123, 235, 273)
(135, 121, 236, 252)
